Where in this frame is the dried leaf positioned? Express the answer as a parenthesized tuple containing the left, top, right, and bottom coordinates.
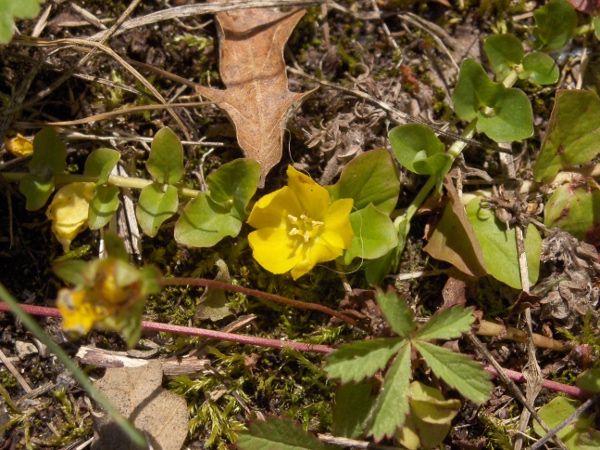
(423, 176, 487, 277)
(196, 2, 315, 184)
(195, 258, 233, 322)
(92, 361, 188, 450)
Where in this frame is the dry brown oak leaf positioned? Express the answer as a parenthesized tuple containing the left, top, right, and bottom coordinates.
(196, 4, 316, 185)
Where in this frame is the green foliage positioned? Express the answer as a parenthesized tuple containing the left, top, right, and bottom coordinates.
(388, 123, 451, 190)
(576, 368, 600, 392)
(175, 159, 260, 247)
(88, 185, 119, 230)
(484, 35, 559, 85)
(532, 0, 577, 51)
(327, 148, 399, 214)
(137, 183, 179, 237)
(84, 149, 120, 184)
(0, 0, 42, 43)
(544, 182, 600, 244)
(395, 381, 461, 450)
(146, 127, 184, 185)
(237, 417, 328, 450)
(534, 90, 600, 182)
(19, 128, 67, 210)
(332, 380, 376, 439)
(341, 204, 398, 265)
(533, 397, 600, 449)
(324, 289, 492, 442)
(466, 196, 542, 289)
(452, 59, 533, 143)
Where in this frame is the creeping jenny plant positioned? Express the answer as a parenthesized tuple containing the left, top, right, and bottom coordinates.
(247, 165, 354, 280)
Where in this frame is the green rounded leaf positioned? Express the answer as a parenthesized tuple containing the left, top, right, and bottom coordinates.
(206, 159, 261, 221)
(147, 127, 184, 184)
(532, 0, 577, 51)
(342, 204, 399, 265)
(389, 124, 447, 176)
(175, 192, 242, 247)
(544, 183, 600, 244)
(327, 149, 400, 215)
(594, 17, 600, 40)
(453, 59, 504, 122)
(53, 260, 88, 286)
(88, 185, 119, 230)
(136, 183, 178, 237)
(453, 59, 533, 142)
(19, 172, 54, 211)
(0, 0, 43, 44)
(104, 231, 130, 262)
(533, 397, 596, 449)
(30, 128, 67, 177)
(520, 52, 559, 85)
(85, 149, 121, 184)
(484, 34, 524, 81)
(466, 196, 541, 289)
(534, 90, 600, 182)
(475, 88, 534, 143)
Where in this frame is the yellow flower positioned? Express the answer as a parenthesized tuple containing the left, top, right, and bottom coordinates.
(247, 166, 354, 279)
(46, 182, 96, 252)
(4, 134, 33, 157)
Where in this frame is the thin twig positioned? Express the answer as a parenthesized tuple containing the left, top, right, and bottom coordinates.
(467, 332, 570, 450)
(161, 277, 363, 330)
(528, 394, 600, 450)
(0, 347, 32, 393)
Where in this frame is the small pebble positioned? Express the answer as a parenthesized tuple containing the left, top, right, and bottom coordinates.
(15, 341, 38, 359)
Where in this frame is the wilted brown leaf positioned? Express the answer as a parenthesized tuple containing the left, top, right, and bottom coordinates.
(196, 2, 316, 185)
(423, 176, 487, 277)
(91, 361, 188, 450)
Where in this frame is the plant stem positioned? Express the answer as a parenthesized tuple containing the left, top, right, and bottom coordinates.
(0, 284, 147, 447)
(1, 172, 201, 198)
(160, 277, 364, 330)
(1, 301, 595, 399)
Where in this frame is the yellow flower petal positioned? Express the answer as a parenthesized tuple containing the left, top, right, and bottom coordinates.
(4, 134, 33, 158)
(247, 166, 354, 279)
(322, 198, 355, 248)
(248, 227, 301, 274)
(287, 166, 330, 219)
(46, 182, 96, 252)
(247, 186, 301, 229)
(57, 288, 98, 335)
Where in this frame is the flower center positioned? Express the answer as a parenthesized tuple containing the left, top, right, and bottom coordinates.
(287, 213, 324, 243)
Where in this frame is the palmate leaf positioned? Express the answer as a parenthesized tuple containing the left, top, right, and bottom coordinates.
(332, 380, 377, 439)
(413, 306, 475, 340)
(366, 342, 411, 441)
(324, 338, 404, 384)
(236, 417, 327, 450)
(412, 340, 492, 404)
(376, 288, 414, 338)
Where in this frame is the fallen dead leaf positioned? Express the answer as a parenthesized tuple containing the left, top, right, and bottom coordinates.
(195, 258, 233, 322)
(423, 176, 487, 277)
(91, 361, 188, 450)
(196, 1, 316, 185)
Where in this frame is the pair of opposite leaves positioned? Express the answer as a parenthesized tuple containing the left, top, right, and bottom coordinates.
(196, 1, 315, 185)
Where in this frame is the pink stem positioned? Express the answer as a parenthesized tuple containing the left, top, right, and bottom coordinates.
(484, 366, 595, 399)
(0, 302, 594, 399)
(0, 302, 332, 354)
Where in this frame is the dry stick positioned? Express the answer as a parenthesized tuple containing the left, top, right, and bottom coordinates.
(318, 434, 401, 449)
(467, 331, 569, 450)
(6, 0, 140, 114)
(528, 393, 600, 450)
(514, 225, 544, 450)
(11, 36, 190, 140)
(0, 348, 32, 393)
(286, 66, 510, 154)
(88, 0, 328, 41)
(160, 277, 363, 330)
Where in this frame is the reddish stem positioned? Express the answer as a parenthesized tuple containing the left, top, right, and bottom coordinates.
(0, 302, 333, 354)
(0, 302, 595, 399)
(160, 277, 363, 329)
